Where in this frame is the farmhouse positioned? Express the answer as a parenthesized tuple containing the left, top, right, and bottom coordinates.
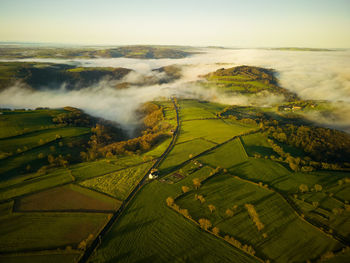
(149, 169, 159, 179)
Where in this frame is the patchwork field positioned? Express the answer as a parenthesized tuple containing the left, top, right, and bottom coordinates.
(178, 99, 226, 121)
(0, 108, 92, 181)
(0, 126, 89, 154)
(0, 109, 65, 139)
(79, 162, 154, 201)
(0, 212, 111, 253)
(177, 119, 254, 144)
(198, 138, 248, 169)
(14, 184, 121, 212)
(158, 138, 215, 174)
(1, 98, 349, 263)
(176, 173, 341, 262)
(0, 168, 74, 201)
(70, 155, 145, 181)
(88, 172, 259, 263)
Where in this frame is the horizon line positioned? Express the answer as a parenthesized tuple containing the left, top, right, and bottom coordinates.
(0, 41, 348, 50)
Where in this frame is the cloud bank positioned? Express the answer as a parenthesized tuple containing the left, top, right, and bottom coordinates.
(1, 48, 349, 132)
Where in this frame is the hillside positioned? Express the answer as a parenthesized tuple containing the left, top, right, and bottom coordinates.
(202, 65, 298, 101)
(0, 62, 131, 90)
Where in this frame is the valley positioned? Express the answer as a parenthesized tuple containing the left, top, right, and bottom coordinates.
(1, 94, 349, 262)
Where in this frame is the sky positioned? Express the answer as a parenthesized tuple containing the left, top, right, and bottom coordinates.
(0, 0, 349, 48)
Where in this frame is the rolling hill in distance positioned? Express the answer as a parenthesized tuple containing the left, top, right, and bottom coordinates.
(1, 0, 350, 262)
(0, 44, 349, 263)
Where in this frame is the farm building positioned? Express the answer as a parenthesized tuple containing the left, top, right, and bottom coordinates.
(149, 169, 159, 179)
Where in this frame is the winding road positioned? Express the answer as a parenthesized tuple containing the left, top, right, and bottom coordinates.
(78, 97, 180, 263)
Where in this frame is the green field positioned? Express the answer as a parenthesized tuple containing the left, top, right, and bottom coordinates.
(0, 109, 65, 139)
(88, 172, 259, 263)
(0, 133, 89, 177)
(241, 133, 275, 157)
(15, 184, 121, 212)
(179, 99, 226, 120)
(0, 168, 73, 201)
(198, 138, 248, 169)
(0, 126, 89, 154)
(70, 155, 145, 181)
(0, 212, 110, 253)
(158, 138, 215, 174)
(176, 173, 342, 262)
(0, 108, 92, 181)
(79, 162, 154, 201)
(1, 97, 349, 262)
(177, 119, 254, 144)
(0, 252, 81, 263)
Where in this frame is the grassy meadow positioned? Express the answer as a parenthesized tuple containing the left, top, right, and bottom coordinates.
(0, 98, 349, 262)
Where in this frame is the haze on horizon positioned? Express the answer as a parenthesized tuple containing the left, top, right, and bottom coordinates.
(0, 0, 350, 48)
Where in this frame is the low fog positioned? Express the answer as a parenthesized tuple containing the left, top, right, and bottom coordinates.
(1, 48, 349, 132)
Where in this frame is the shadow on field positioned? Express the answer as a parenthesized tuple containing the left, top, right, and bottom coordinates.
(245, 145, 275, 157)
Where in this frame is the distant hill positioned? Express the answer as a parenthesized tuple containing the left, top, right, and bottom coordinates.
(270, 47, 333, 52)
(0, 62, 131, 90)
(202, 65, 298, 101)
(0, 45, 194, 59)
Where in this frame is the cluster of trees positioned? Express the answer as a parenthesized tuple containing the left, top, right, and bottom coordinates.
(166, 197, 192, 219)
(199, 215, 257, 257)
(80, 124, 117, 161)
(267, 124, 350, 166)
(47, 154, 69, 168)
(267, 137, 348, 172)
(194, 194, 205, 204)
(35, 153, 70, 175)
(267, 138, 308, 172)
(224, 235, 256, 256)
(298, 183, 323, 193)
(100, 132, 168, 157)
(217, 106, 264, 125)
(245, 204, 264, 231)
(52, 107, 93, 127)
(198, 218, 212, 230)
(97, 103, 171, 157)
(217, 105, 350, 171)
